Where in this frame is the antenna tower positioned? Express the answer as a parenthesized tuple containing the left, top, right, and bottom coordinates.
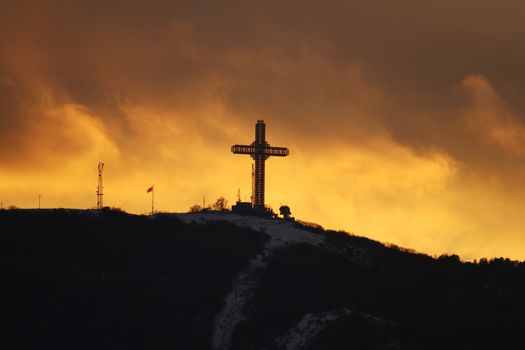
(97, 162, 104, 209)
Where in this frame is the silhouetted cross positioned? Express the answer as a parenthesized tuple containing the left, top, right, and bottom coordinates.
(231, 120, 289, 209)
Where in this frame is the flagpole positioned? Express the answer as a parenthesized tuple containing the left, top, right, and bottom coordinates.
(151, 185, 154, 215)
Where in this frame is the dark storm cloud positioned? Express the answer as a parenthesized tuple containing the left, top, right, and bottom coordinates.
(2, 0, 525, 174)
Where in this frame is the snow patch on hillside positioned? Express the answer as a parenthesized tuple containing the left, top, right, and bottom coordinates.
(177, 212, 325, 350)
(179, 212, 324, 248)
(276, 309, 384, 350)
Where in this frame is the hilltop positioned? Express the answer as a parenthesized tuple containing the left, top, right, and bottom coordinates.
(1, 209, 525, 349)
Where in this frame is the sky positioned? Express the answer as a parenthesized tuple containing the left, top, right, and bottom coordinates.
(2, 0, 525, 260)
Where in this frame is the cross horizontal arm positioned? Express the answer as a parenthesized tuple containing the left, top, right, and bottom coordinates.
(264, 146, 289, 156)
(232, 144, 289, 157)
(231, 144, 257, 155)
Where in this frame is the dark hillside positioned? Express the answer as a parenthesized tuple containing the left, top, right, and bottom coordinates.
(0, 209, 268, 350)
(1, 210, 525, 349)
(234, 229, 525, 349)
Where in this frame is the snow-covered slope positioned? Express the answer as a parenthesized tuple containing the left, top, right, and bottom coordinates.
(276, 309, 385, 350)
(178, 213, 325, 350)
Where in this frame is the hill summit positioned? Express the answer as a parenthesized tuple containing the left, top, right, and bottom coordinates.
(1, 209, 524, 349)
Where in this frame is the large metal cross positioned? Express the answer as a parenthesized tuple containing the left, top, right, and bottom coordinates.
(232, 120, 289, 209)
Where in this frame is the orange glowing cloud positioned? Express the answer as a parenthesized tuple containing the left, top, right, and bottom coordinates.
(2, 1, 525, 260)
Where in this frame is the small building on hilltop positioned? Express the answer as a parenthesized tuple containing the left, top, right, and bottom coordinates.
(231, 201, 254, 215)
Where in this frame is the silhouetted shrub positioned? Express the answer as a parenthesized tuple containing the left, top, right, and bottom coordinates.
(212, 197, 228, 211)
(190, 204, 202, 212)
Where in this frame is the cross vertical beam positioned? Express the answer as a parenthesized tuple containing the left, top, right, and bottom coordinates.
(254, 153, 265, 207)
(254, 120, 266, 208)
(232, 120, 289, 210)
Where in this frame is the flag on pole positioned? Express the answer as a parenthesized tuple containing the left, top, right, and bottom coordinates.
(147, 186, 154, 193)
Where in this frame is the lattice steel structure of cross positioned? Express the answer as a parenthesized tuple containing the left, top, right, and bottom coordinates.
(232, 120, 289, 209)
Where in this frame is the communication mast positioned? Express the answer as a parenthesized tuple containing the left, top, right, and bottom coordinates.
(97, 162, 104, 209)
